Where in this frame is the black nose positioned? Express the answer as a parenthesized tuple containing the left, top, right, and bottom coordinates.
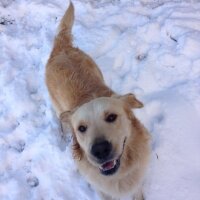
(91, 140, 112, 160)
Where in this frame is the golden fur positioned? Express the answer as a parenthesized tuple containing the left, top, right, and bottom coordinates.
(45, 2, 150, 200)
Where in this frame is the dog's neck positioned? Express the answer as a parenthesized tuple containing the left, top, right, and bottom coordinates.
(70, 84, 114, 110)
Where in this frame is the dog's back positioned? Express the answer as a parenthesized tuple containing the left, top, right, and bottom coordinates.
(45, 2, 113, 117)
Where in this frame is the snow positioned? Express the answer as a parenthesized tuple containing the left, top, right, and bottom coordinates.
(1, 0, 200, 199)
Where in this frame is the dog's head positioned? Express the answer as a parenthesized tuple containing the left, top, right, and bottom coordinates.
(60, 93, 143, 176)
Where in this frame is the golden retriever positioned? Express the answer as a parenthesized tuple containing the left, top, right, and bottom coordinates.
(45, 2, 150, 200)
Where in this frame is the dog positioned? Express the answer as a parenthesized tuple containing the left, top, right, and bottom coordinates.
(45, 2, 150, 200)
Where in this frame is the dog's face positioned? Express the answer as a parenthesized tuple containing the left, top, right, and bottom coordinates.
(61, 94, 143, 176)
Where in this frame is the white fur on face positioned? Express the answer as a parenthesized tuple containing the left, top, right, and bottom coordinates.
(71, 97, 132, 166)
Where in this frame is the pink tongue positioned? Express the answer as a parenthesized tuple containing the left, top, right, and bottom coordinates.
(101, 161, 115, 171)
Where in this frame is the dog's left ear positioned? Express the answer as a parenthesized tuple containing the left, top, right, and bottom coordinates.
(113, 93, 144, 109)
(60, 111, 71, 123)
(60, 111, 83, 161)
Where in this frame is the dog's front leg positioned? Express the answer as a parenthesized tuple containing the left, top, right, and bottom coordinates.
(97, 191, 119, 200)
(134, 188, 144, 200)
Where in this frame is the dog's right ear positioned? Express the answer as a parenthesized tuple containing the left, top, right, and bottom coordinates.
(120, 93, 144, 109)
(112, 93, 143, 109)
(60, 111, 71, 123)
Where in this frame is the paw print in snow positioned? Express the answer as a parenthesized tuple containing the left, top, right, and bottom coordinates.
(27, 176, 39, 188)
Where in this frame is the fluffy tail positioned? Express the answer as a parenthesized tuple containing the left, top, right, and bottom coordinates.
(58, 1, 74, 35)
(53, 2, 74, 52)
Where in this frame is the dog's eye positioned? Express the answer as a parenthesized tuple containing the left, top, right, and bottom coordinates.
(78, 125, 87, 133)
(105, 114, 117, 123)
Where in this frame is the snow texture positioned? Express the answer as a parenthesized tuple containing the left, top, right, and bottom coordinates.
(1, 0, 200, 199)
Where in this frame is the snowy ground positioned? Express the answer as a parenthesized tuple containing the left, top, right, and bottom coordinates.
(1, 0, 200, 199)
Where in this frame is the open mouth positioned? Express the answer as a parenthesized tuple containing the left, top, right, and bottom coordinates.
(99, 158, 120, 176)
(98, 137, 126, 176)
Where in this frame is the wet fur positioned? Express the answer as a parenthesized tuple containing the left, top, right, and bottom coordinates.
(46, 2, 150, 200)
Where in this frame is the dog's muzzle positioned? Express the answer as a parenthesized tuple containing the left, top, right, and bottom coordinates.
(91, 139, 112, 161)
(91, 137, 127, 176)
